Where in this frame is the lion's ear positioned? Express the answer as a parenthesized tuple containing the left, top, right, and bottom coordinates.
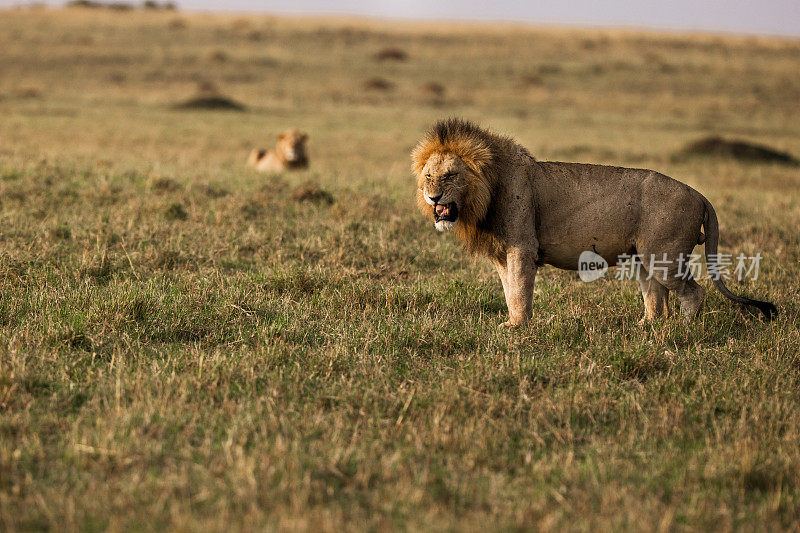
(277, 132, 286, 141)
(299, 133, 308, 142)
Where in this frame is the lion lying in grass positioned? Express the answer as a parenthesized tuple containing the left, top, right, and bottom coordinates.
(412, 119, 777, 328)
(248, 128, 308, 172)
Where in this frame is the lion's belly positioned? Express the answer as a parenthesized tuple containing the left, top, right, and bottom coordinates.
(535, 202, 639, 271)
(538, 238, 634, 271)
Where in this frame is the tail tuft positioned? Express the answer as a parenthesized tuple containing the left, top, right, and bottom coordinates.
(753, 300, 778, 322)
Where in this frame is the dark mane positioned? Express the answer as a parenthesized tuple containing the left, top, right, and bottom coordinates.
(433, 118, 492, 146)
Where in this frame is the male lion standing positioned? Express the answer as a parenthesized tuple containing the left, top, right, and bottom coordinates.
(412, 118, 777, 328)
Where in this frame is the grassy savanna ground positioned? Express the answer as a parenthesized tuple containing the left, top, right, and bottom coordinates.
(1, 6, 800, 530)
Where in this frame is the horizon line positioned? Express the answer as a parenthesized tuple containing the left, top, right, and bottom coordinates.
(4, 2, 800, 39)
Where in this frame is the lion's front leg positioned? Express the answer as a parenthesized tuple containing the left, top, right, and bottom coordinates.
(497, 247, 537, 328)
(494, 260, 510, 313)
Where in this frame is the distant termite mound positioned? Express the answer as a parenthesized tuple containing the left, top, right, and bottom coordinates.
(173, 91, 246, 112)
(681, 136, 799, 166)
(374, 47, 408, 61)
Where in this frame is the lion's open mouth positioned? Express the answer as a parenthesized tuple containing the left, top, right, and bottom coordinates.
(434, 202, 458, 222)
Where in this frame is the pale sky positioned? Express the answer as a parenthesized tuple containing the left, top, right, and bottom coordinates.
(5, 0, 800, 37)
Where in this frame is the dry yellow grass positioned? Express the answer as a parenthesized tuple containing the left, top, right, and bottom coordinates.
(0, 6, 799, 531)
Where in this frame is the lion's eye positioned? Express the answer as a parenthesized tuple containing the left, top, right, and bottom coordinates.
(444, 172, 457, 179)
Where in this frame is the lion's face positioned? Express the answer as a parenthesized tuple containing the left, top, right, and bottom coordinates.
(417, 152, 471, 232)
(277, 129, 308, 163)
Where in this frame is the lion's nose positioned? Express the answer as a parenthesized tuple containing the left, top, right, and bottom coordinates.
(428, 193, 442, 204)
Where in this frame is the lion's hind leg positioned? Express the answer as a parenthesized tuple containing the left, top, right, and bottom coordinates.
(666, 276, 705, 321)
(637, 252, 705, 322)
(637, 264, 670, 324)
(636, 189, 708, 322)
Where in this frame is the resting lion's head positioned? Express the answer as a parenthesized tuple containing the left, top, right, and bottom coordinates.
(412, 119, 499, 232)
(277, 128, 308, 164)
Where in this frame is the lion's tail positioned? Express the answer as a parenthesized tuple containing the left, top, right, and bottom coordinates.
(701, 196, 777, 321)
